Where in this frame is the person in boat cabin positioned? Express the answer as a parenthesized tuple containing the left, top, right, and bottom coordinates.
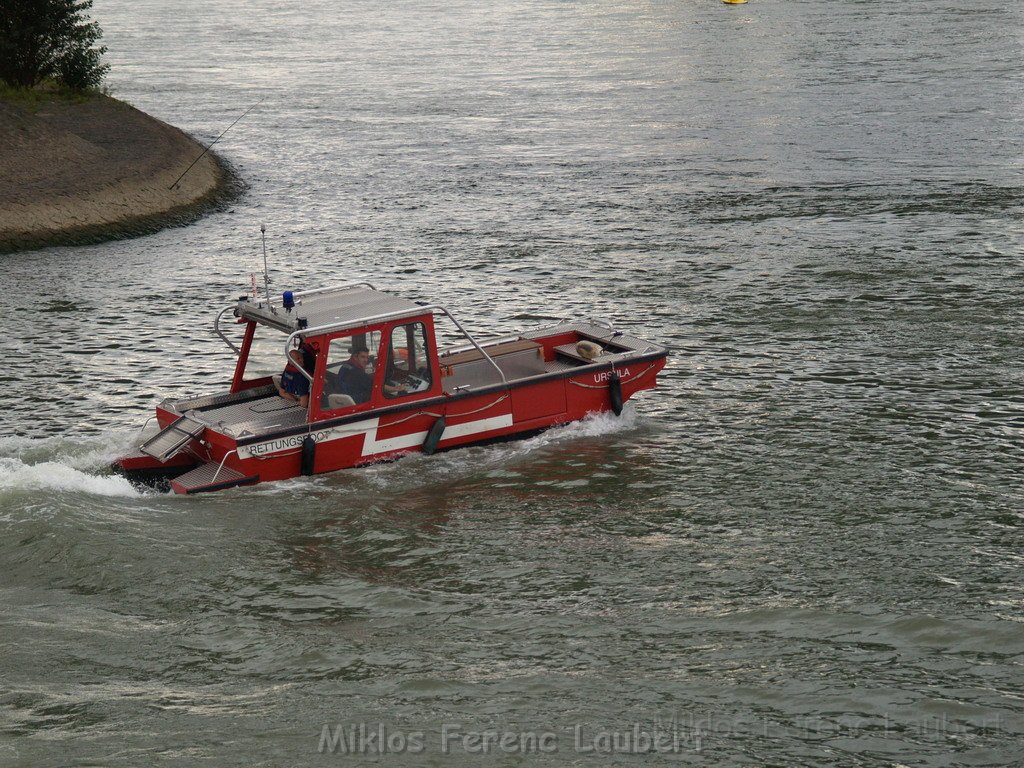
(334, 343, 374, 403)
(332, 342, 409, 404)
(279, 342, 316, 407)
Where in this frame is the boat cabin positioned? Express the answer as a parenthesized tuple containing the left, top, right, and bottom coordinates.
(216, 283, 552, 431)
(226, 284, 445, 423)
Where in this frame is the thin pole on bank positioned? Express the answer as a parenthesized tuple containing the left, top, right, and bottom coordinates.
(169, 97, 265, 190)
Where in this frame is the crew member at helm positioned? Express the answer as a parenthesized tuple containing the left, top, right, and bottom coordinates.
(335, 342, 374, 403)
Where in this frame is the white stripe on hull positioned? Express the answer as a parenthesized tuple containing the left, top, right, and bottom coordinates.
(237, 413, 515, 460)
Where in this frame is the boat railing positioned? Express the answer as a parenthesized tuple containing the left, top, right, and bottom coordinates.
(273, 281, 377, 306)
(216, 281, 381, 353)
(214, 306, 241, 353)
(135, 415, 156, 441)
(437, 332, 522, 356)
(211, 449, 238, 483)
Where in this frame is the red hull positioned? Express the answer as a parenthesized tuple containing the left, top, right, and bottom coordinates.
(174, 356, 663, 492)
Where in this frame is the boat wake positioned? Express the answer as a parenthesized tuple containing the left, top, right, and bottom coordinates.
(548, 405, 640, 439)
(0, 435, 144, 498)
(495, 405, 641, 457)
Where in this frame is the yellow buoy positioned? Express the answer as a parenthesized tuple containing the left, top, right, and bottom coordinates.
(722, 0, 748, 4)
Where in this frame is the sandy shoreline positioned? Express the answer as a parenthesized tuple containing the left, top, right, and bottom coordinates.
(0, 94, 235, 253)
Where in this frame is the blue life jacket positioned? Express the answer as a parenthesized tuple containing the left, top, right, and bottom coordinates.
(281, 364, 309, 397)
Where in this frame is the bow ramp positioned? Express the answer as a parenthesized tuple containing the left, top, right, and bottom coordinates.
(139, 415, 206, 462)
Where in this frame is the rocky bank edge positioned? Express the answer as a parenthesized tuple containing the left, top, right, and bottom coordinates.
(0, 95, 237, 253)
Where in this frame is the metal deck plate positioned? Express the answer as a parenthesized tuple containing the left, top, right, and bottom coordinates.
(183, 395, 309, 439)
(172, 462, 253, 493)
(236, 287, 422, 333)
(139, 415, 206, 461)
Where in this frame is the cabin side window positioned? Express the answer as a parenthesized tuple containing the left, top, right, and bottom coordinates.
(321, 330, 381, 409)
(384, 322, 433, 399)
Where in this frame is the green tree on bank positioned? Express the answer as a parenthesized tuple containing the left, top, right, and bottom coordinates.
(0, 0, 108, 91)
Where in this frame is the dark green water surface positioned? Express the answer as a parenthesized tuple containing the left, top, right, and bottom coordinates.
(1, 0, 1022, 765)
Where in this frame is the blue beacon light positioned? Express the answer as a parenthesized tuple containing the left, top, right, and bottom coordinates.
(282, 290, 295, 311)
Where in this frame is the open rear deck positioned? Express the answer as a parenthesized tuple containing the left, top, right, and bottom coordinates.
(161, 383, 308, 439)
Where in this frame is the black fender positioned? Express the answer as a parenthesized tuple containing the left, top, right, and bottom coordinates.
(300, 435, 316, 476)
(609, 371, 623, 416)
(423, 417, 446, 456)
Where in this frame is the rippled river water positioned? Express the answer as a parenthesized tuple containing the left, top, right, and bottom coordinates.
(2, 1, 1023, 765)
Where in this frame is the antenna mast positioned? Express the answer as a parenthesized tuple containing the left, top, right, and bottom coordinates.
(260, 223, 274, 312)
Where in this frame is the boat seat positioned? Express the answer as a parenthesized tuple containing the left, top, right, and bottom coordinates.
(439, 338, 546, 391)
(439, 339, 542, 371)
(327, 393, 355, 409)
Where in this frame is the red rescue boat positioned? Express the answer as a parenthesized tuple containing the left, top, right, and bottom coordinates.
(113, 282, 668, 493)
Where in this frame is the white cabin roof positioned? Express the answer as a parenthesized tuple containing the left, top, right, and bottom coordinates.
(233, 285, 424, 334)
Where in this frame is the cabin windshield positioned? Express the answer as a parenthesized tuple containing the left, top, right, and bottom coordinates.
(245, 330, 289, 380)
(221, 319, 288, 386)
(384, 321, 433, 398)
(321, 330, 382, 409)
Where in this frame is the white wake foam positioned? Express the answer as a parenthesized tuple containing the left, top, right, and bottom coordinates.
(0, 433, 144, 498)
(0, 458, 141, 497)
(471, 405, 640, 461)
